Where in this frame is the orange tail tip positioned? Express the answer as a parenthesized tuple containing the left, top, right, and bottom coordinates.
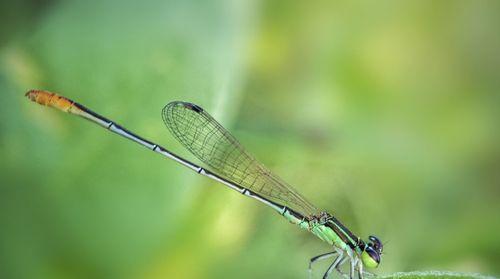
(25, 89, 56, 104)
(25, 89, 76, 112)
(25, 89, 44, 101)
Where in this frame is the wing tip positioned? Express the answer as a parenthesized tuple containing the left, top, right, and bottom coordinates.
(162, 101, 205, 129)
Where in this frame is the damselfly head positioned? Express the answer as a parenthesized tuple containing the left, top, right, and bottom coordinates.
(360, 235, 383, 268)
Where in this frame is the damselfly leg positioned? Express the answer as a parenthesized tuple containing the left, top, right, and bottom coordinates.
(309, 251, 337, 279)
(322, 252, 344, 279)
(309, 247, 353, 279)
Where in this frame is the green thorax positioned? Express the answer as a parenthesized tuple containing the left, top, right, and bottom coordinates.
(283, 209, 352, 250)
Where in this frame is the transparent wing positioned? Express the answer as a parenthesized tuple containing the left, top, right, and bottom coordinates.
(162, 101, 319, 217)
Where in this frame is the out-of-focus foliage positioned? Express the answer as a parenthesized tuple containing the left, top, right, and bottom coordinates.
(0, 1, 498, 279)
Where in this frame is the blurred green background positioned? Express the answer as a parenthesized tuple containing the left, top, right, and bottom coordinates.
(1, 0, 499, 278)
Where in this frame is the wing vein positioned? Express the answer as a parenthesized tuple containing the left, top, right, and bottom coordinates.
(162, 101, 319, 217)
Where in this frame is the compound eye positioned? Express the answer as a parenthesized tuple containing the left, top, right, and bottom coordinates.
(369, 235, 383, 252)
(367, 246, 380, 263)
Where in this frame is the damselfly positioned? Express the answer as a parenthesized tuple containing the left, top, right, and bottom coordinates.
(25, 89, 383, 279)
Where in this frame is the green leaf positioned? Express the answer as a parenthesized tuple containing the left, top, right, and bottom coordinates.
(379, 271, 496, 279)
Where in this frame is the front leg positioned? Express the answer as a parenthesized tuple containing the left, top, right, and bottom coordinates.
(322, 251, 344, 279)
(357, 259, 376, 278)
(309, 251, 337, 279)
(349, 256, 358, 279)
(357, 260, 364, 279)
(335, 257, 349, 279)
